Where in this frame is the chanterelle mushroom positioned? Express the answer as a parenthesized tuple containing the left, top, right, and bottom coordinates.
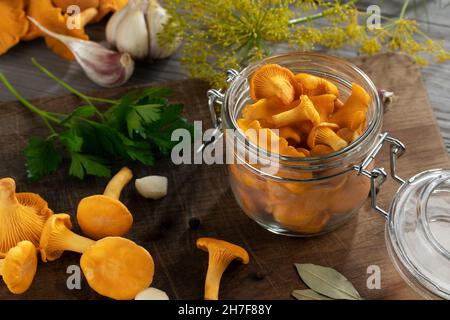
(77, 167, 133, 240)
(0, 177, 53, 257)
(197, 237, 250, 300)
(0, 0, 29, 55)
(81, 237, 154, 300)
(52, 0, 100, 11)
(39, 213, 96, 262)
(40, 214, 154, 300)
(0, 241, 38, 294)
(23, 0, 95, 60)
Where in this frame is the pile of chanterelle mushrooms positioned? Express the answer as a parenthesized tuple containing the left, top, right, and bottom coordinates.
(0, 168, 250, 300)
(0, 168, 154, 299)
(0, 0, 127, 59)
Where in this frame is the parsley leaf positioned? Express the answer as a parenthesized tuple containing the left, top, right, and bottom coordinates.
(126, 104, 162, 137)
(59, 129, 83, 152)
(145, 104, 194, 154)
(69, 153, 111, 180)
(61, 105, 97, 125)
(126, 109, 143, 137)
(135, 104, 161, 122)
(24, 138, 63, 181)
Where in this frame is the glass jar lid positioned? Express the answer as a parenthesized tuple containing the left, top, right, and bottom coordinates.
(387, 169, 450, 299)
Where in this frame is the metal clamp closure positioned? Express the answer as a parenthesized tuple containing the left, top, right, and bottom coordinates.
(353, 132, 406, 219)
(201, 69, 240, 153)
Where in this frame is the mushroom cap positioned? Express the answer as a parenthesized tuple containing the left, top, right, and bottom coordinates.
(271, 95, 320, 128)
(39, 213, 72, 262)
(1, 241, 38, 294)
(295, 73, 339, 96)
(80, 237, 154, 300)
(53, 0, 100, 11)
(77, 195, 133, 240)
(0, 0, 29, 55)
(310, 144, 334, 156)
(0, 178, 53, 257)
(307, 122, 340, 149)
(196, 237, 250, 264)
(24, 0, 89, 59)
(91, 0, 129, 23)
(250, 64, 301, 105)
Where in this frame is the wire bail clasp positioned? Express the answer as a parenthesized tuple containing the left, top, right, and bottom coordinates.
(200, 69, 240, 153)
(353, 132, 406, 219)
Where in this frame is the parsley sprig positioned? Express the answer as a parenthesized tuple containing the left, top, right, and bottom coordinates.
(0, 59, 192, 181)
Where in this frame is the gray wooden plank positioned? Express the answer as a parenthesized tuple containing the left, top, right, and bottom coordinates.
(357, 0, 450, 28)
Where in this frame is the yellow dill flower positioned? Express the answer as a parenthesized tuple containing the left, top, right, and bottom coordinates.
(360, 38, 382, 55)
(161, 0, 450, 86)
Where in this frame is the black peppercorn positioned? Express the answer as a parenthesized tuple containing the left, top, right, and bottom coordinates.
(253, 271, 266, 280)
(161, 216, 173, 229)
(189, 217, 201, 230)
(146, 230, 163, 242)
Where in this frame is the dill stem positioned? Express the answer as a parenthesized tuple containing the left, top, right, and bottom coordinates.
(289, 0, 358, 25)
(399, 0, 411, 19)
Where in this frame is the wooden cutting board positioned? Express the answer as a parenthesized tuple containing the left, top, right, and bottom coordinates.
(0, 53, 448, 300)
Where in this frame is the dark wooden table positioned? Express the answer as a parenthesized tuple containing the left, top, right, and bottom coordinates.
(0, 0, 449, 301)
(0, 1, 449, 151)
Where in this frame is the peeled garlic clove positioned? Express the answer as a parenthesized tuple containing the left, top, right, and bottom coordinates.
(135, 287, 169, 300)
(135, 175, 168, 200)
(147, 0, 180, 59)
(28, 17, 134, 88)
(106, 0, 132, 46)
(115, 2, 149, 59)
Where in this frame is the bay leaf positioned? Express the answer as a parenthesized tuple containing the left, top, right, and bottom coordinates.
(292, 289, 332, 300)
(295, 263, 362, 300)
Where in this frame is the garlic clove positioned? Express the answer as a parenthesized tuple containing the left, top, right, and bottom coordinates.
(115, 2, 149, 60)
(78, 48, 135, 89)
(106, 1, 132, 46)
(146, 0, 181, 59)
(135, 175, 168, 200)
(135, 287, 169, 300)
(28, 17, 134, 88)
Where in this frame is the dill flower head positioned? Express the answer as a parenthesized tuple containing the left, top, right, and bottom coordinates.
(161, 0, 450, 86)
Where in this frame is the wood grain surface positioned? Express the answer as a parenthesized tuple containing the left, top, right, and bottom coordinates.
(0, 53, 448, 300)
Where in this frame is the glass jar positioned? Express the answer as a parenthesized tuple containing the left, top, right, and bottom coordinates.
(213, 52, 384, 236)
(207, 52, 450, 299)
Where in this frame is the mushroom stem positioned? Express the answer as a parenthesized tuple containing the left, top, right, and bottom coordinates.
(197, 238, 250, 300)
(103, 167, 133, 199)
(204, 255, 233, 300)
(0, 259, 4, 276)
(57, 229, 96, 254)
(0, 178, 19, 207)
(80, 8, 98, 28)
(40, 214, 96, 262)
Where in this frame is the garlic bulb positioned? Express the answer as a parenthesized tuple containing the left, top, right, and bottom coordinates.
(106, 0, 180, 60)
(29, 17, 134, 88)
